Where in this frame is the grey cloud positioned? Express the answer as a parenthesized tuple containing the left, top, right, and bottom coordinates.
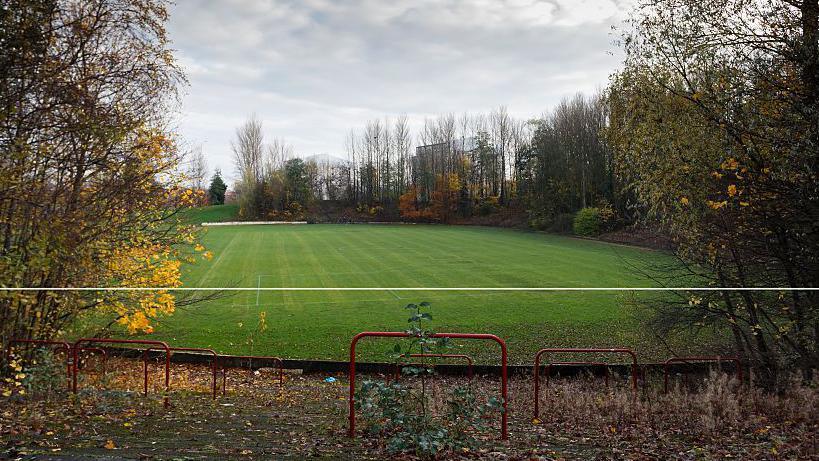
(168, 0, 632, 182)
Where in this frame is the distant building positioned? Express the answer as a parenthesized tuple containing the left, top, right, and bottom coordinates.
(413, 137, 478, 173)
(414, 137, 477, 159)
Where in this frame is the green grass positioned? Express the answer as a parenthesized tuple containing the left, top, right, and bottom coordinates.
(144, 224, 701, 364)
(179, 204, 239, 224)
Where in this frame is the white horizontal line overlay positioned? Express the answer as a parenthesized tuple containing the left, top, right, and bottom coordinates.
(201, 221, 307, 226)
(0, 287, 815, 291)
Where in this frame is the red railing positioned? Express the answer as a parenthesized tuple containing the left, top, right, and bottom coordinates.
(6, 339, 73, 390)
(544, 361, 609, 387)
(393, 353, 474, 381)
(349, 332, 508, 440)
(143, 347, 219, 399)
(218, 355, 284, 395)
(73, 339, 171, 406)
(76, 347, 108, 376)
(534, 348, 638, 419)
(663, 356, 743, 392)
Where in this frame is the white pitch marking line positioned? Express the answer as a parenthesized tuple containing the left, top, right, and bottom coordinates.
(2, 287, 816, 291)
(256, 274, 262, 307)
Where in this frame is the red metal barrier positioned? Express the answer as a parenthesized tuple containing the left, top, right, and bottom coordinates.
(73, 339, 170, 406)
(349, 332, 508, 440)
(544, 361, 609, 387)
(663, 356, 743, 393)
(76, 347, 107, 376)
(218, 355, 284, 395)
(143, 347, 219, 399)
(6, 339, 72, 390)
(534, 348, 638, 419)
(392, 353, 474, 381)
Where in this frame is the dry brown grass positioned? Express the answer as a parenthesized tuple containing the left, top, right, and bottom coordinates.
(3, 359, 817, 459)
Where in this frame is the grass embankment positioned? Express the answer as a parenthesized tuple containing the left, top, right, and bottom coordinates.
(179, 204, 239, 224)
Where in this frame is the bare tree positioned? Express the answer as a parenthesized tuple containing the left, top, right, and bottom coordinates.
(187, 145, 208, 191)
(233, 115, 264, 182)
(266, 138, 293, 174)
(491, 106, 512, 203)
(232, 115, 265, 218)
(394, 115, 411, 196)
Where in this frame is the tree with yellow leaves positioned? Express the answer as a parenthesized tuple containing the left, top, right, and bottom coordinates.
(606, 0, 818, 385)
(0, 1, 208, 350)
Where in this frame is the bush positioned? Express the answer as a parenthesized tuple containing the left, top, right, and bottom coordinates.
(355, 302, 502, 458)
(548, 213, 576, 234)
(4, 348, 65, 399)
(573, 207, 602, 236)
(478, 197, 498, 216)
(529, 212, 577, 233)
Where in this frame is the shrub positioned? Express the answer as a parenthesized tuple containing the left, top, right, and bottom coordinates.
(548, 213, 576, 234)
(573, 207, 602, 236)
(477, 200, 496, 216)
(355, 302, 502, 458)
(3, 348, 65, 399)
(529, 212, 577, 233)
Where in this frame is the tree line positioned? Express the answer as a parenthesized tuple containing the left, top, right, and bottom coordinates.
(231, 115, 316, 219)
(232, 95, 617, 229)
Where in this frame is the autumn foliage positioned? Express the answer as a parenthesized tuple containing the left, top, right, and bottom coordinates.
(0, 1, 203, 344)
(606, 0, 819, 383)
(398, 173, 461, 222)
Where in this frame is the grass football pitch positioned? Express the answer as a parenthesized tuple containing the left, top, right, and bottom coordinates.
(145, 221, 702, 364)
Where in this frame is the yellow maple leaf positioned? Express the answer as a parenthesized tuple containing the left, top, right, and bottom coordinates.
(104, 440, 116, 450)
(721, 157, 739, 170)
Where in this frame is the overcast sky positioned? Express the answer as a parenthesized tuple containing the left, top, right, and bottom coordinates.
(168, 0, 634, 183)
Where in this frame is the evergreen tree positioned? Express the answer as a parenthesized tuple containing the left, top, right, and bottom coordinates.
(208, 169, 228, 205)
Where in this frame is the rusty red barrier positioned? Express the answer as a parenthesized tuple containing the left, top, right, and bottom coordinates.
(73, 339, 170, 406)
(143, 347, 219, 399)
(218, 355, 284, 395)
(663, 356, 743, 393)
(6, 339, 72, 390)
(392, 353, 474, 381)
(534, 348, 638, 419)
(544, 361, 609, 387)
(77, 347, 107, 376)
(349, 332, 508, 440)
